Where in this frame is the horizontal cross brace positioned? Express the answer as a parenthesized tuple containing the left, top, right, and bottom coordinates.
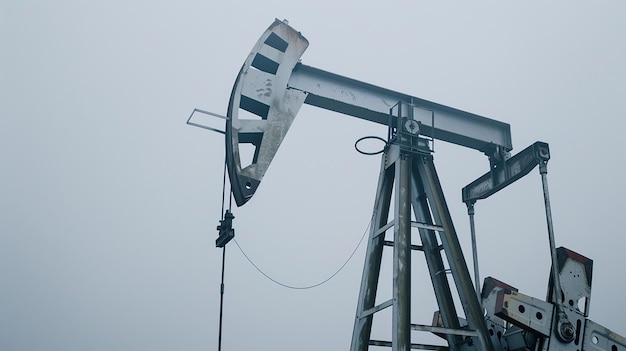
(384, 241, 424, 251)
(411, 221, 444, 232)
(374, 221, 444, 238)
(369, 340, 448, 351)
(374, 221, 395, 238)
(360, 299, 393, 319)
(411, 324, 478, 337)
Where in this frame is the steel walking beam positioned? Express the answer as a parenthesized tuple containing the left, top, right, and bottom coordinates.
(224, 19, 513, 206)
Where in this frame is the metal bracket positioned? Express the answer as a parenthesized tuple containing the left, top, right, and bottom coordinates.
(216, 210, 235, 248)
(493, 289, 554, 337)
(186, 108, 228, 134)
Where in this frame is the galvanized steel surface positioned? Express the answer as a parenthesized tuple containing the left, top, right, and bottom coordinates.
(289, 64, 513, 153)
(227, 19, 513, 207)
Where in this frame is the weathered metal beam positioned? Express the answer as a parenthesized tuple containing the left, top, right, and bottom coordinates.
(393, 156, 412, 351)
(462, 141, 550, 204)
(288, 63, 513, 154)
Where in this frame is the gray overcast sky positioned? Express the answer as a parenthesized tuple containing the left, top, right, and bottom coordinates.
(2, 1, 626, 350)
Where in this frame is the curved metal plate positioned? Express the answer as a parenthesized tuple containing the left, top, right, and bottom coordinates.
(226, 19, 309, 206)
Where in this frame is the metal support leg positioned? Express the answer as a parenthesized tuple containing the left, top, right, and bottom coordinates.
(417, 156, 494, 351)
(351, 156, 394, 351)
(393, 156, 412, 351)
(410, 163, 463, 348)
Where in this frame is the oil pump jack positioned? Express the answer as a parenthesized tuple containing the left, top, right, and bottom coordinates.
(197, 19, 625, 351)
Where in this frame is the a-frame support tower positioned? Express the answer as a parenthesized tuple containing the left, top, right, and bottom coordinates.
(351, 121, 494, 351)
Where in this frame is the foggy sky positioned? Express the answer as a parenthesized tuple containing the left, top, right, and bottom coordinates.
(2, 2, 626, 350)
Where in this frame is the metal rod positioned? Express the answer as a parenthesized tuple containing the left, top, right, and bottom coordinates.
(218, 246, 226, 351)
(186, 108, 228, 134)
(539, 162, 579, 342)
(467, 202, 481, 298)
(539, 162, 563, 305)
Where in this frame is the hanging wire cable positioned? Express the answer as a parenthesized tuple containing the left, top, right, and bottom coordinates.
(354, 135, 387, 155)
(233, 220, 371, 290)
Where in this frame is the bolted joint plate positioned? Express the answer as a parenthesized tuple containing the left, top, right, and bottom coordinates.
(226, 19, 309, 206)
(493, 289, 554, 337)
